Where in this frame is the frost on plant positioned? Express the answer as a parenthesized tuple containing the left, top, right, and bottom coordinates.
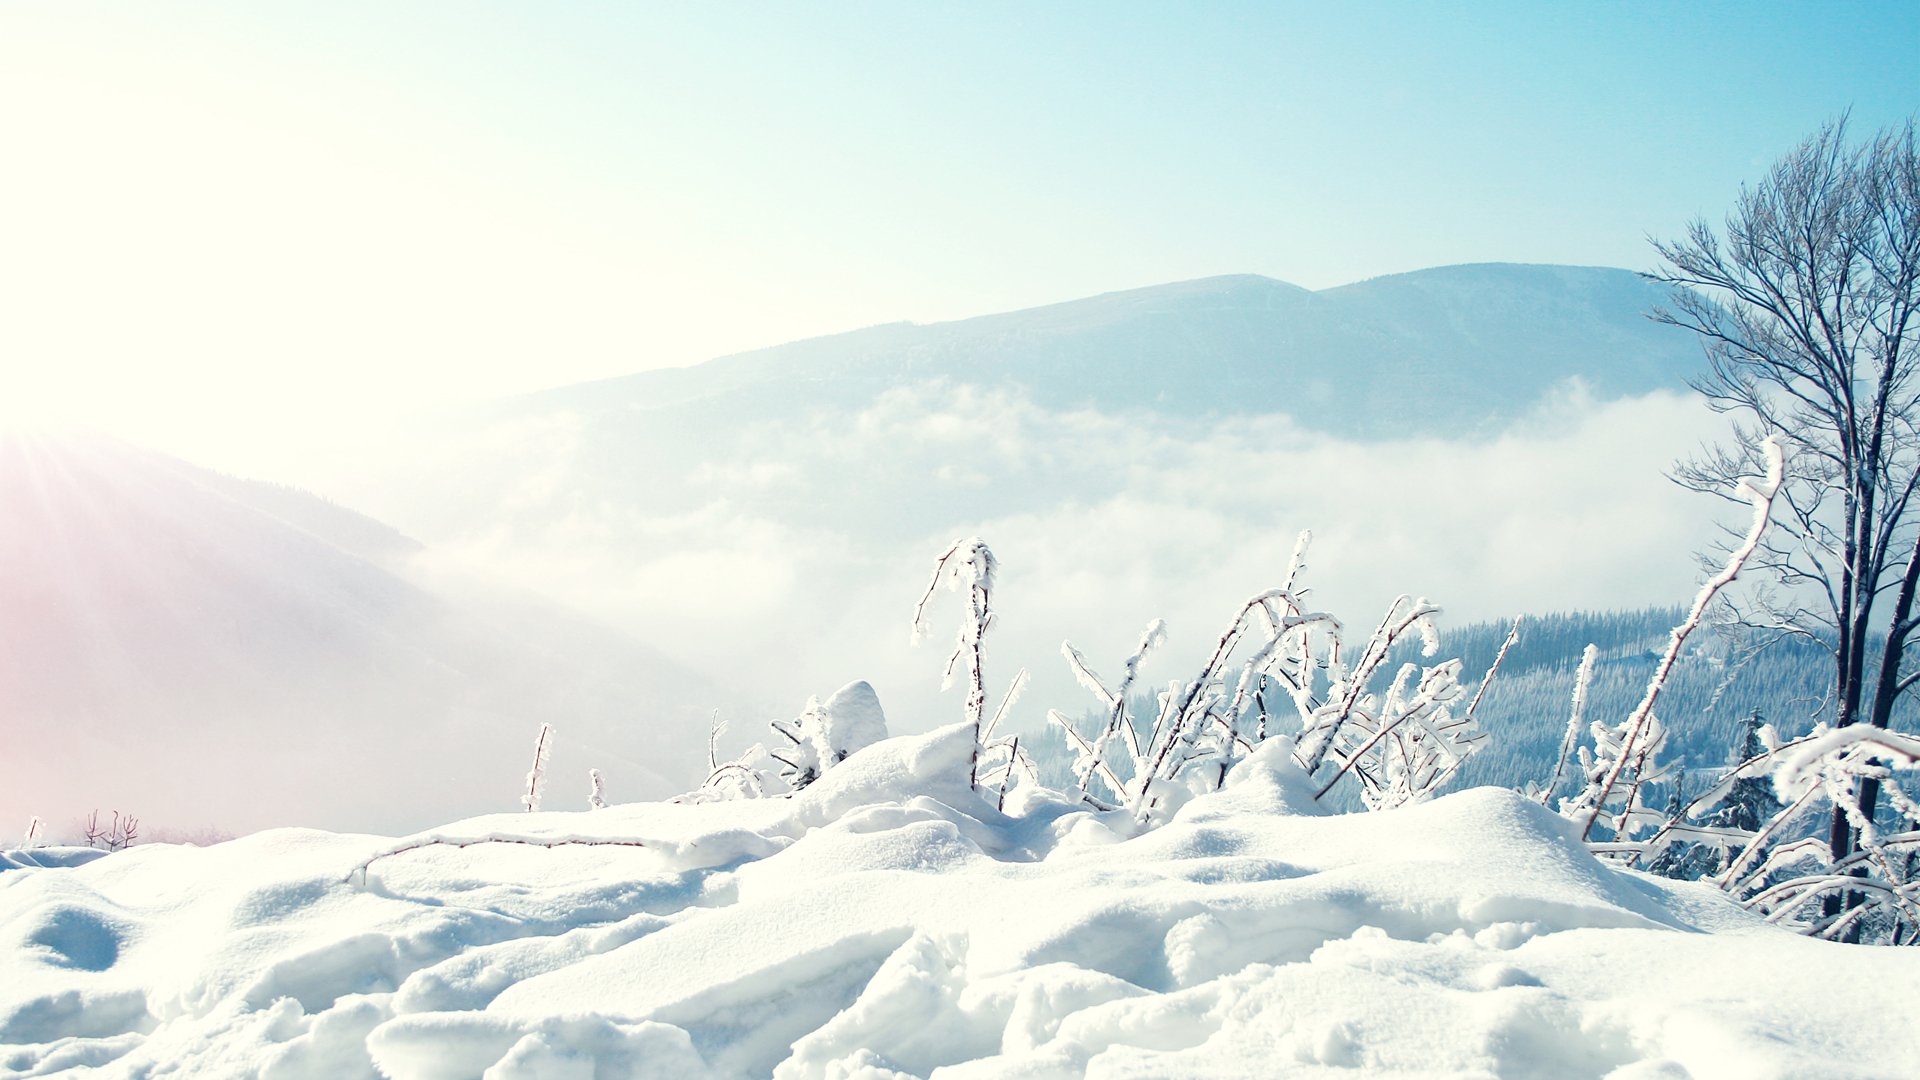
(1565, 436, 1783, 847)
(683, 681, 893, 802)
(522, 723, 554, 812)
(911, 537, 1030, 793)
(83, 809, 140, 852)
(1049, 531, 1500, 822)
(1531, 643, 1598, 806)
(770, 681, 891, 790)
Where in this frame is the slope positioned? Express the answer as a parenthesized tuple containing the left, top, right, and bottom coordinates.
(1, 725, 1910, 1078)
(0, 429, 726, 837)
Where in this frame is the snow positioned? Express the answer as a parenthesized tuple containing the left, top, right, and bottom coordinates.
(4, 725, 1915, 1079)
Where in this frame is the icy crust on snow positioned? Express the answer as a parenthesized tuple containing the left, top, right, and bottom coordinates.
(3, 726, 1916, 1079)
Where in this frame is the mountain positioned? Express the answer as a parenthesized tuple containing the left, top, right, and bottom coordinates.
(342, 262, 1709, 561)
(497, 263, 1697, 436)
(0, 429, 729, 837)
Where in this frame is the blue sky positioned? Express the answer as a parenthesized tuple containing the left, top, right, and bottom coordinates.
(0, 2, 1914, 459)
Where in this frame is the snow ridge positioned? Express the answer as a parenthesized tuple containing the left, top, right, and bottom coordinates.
(2, 724, 1914, 1078)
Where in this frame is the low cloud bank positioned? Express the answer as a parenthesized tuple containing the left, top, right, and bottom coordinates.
(370, 381, 1733, 738)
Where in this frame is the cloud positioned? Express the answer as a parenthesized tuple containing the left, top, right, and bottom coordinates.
(384, 380, 1736, 738)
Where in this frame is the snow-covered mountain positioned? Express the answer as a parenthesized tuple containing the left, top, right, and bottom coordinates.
(0, 430, 727, 838)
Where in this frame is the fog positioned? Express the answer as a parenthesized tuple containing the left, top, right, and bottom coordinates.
(329, 380, 1730, 750)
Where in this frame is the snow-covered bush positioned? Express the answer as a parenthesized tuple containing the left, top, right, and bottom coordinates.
(769, 681, 891, 790)
(1625, 723, 1920, 943)
(1541, 437, 1919, 942)
(82, 809, 140, 851)
(683, 681, 894, 802)
(675, 533, 1491, 823)
(1048, 531, 1502, 822)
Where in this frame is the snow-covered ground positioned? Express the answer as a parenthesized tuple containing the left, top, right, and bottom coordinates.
(4, 723, 1914, 1079)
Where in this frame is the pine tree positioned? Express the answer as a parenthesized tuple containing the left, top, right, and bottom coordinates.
(1707, 712, 1781, 835)
(1648, 770, 1716, 880)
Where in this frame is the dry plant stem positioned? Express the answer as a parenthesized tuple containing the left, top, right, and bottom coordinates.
(347, 835, 654, 884)
(702, 762, 767, 796)
(1300, 596, 1435, 774)
(1313, 699, 1444, 800)
(523, 723, 554, 812)
(706, 711, 725, 775)
(1067, 619, 1164, 797)
(964, 579, 989, 784)
(1142, 589, 1295, 791)
(84, 810, 139, 851)
(996, 736, 1020, 810)
(1465, 617, 1522, 721)
(1542, 645, 1599, 806)
(911, 538, 997, 789)
(984, 669, 1029, 743)
(1048, 709, 1129, 803)
(1581, 438, 1784, 842)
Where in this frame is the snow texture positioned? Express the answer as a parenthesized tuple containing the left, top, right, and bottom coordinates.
(3, 725, 1914, 1079)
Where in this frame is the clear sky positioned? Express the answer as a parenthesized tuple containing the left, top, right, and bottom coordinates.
(1, 2, 1914, 464)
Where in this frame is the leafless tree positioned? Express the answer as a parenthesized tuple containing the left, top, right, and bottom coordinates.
(1653, 116, 1920, 925)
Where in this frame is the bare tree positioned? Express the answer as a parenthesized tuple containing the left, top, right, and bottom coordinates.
(1653, 116, 1920, 922)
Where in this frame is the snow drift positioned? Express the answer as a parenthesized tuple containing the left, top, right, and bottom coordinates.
(3, 724, 1913, 1079)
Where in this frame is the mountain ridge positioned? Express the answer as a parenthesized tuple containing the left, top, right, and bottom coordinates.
(493, 262, 1698, 439)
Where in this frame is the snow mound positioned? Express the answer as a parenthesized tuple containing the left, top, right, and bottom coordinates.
(2, 726, 1913, 1078)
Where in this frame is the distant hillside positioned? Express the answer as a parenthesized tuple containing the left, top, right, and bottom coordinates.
(1024, 607, 1901, 806)
(1438, 611, 1863, 795)
(0, 429, 730, 836)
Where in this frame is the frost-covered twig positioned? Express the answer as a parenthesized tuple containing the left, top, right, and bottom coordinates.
(1298, 594, 1440, 774)
(346, 833, 656, 884)
(1464, 616, 1521, 723)
(523, 723, 555, 812)
(1048, 708, 1129, 806)
(706, 711, 726, 775)
(1540, 644, 1599, 805)
(1579, 436, 1784, 842)
(1044, 534, 1472, 817)
(1062, 618, 1164, 798)
(984, 668, 1029, 743)
(986, 734, 1036, 811)
(912, 538, 999, 786)
(83, 809, 139, 852)
(1142, 589, 1326, 795)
